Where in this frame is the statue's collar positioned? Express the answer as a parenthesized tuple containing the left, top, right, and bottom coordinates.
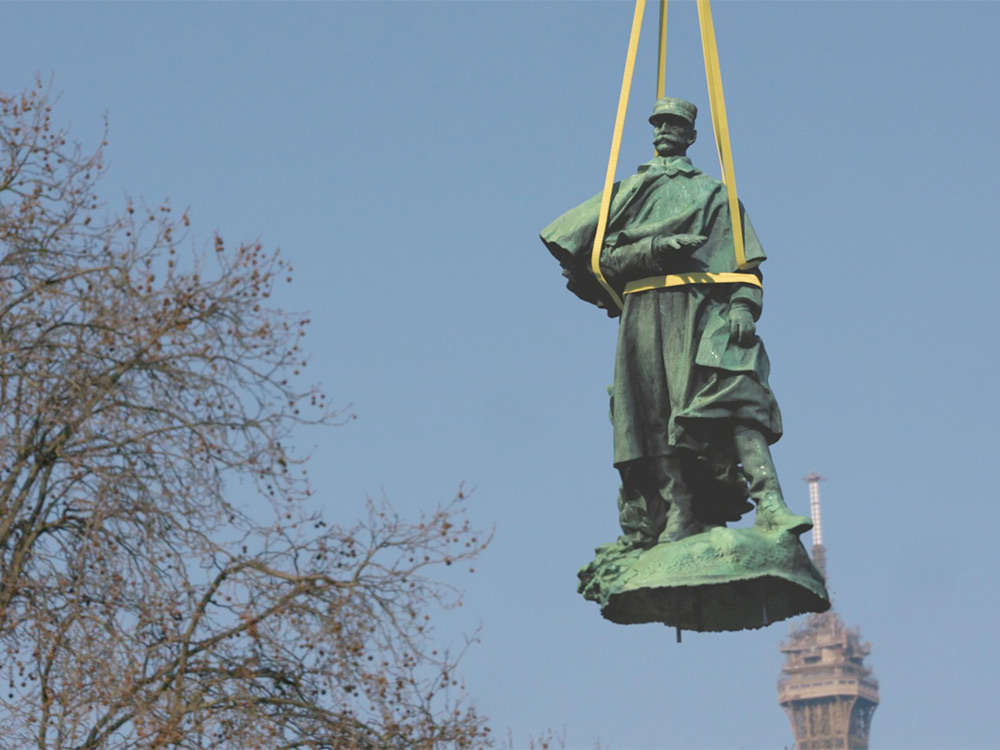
(637, 155, 699, 176)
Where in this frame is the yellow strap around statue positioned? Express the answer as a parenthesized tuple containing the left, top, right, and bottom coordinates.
(624, 272, 761, 295)
(697, 0, 751, 271)
(589, 0, 647, 314)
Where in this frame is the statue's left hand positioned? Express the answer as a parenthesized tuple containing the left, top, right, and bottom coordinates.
(729, 305, 756, 347)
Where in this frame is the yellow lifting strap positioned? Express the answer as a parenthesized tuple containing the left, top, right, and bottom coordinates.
(589, 0, 755, 313)
(696, 0, 751, 271)
(625, 272, 761, 295)
(656, 0, 668, 99)
(587, 0, 645, 314)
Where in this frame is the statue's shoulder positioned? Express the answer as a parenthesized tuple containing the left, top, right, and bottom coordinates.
(686, 168, 728, 201)
(618, 169, 651, 192)
(686, 165, 719, 185)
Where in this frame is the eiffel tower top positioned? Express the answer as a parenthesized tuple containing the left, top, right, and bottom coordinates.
(777, 475, 879, 749)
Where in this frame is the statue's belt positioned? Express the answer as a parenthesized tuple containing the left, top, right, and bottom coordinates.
(623, 272, 762, 295)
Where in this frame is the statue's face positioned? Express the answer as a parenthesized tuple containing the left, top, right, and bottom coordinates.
(652, 115, 695, 157)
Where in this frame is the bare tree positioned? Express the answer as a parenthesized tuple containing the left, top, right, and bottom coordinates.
(0, 80, 490, 749)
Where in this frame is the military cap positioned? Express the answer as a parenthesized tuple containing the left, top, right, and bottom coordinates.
(649, 97, 698, 125)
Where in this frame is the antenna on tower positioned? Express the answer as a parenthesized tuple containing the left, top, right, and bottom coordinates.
(804, 472, 826, 579)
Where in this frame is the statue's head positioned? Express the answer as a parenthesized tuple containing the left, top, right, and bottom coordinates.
(649, 97, 697, 157)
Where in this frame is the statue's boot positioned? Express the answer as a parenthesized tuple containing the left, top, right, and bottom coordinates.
(656, 456, 708, 544)
(616, 470, 667, 550)
(734, 427, 812, 534)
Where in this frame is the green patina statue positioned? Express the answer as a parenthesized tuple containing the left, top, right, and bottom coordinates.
(541, 97, 829, 632)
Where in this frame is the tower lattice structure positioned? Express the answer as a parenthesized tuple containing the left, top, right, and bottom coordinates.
(777, 474, 879, 749)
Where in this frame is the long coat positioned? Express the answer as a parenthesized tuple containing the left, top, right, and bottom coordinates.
(540, 156, 782, 521)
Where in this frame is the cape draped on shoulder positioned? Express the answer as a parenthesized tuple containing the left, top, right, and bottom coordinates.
(539, 158, 766, 317)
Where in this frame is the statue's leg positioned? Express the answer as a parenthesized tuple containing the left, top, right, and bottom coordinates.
(733, 426, 812, 534)
(655, 455, 708, 543)
(617, 460, 668, 549)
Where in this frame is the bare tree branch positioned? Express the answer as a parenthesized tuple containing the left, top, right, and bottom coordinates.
(0, 79, 492, 750)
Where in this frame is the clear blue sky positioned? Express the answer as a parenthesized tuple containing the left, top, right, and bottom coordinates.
(4, 2, 999, 748)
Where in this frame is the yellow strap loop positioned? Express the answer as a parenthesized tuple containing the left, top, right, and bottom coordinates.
(697, 0, 750, 271)
(591, 0, 754, 310)
(589, 0, 646, 314)
(624, 272, 761, 295)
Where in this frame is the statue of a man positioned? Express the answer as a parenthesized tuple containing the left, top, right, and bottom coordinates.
(541, 97, 810, 553)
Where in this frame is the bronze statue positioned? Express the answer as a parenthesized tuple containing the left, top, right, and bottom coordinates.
(541, 97, 829, 632)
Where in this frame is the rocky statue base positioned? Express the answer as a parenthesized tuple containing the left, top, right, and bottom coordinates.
(578, 526, 830, 632)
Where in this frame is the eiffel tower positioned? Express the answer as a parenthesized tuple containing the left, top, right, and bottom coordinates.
(777, 474, 879, 749)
